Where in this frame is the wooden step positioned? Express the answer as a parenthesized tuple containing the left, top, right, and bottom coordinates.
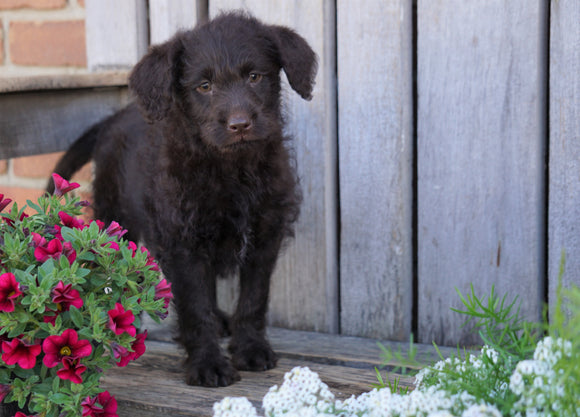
(101, 327, 453, 417)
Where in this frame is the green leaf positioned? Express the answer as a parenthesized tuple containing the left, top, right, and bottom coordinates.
(49, 392, 71, 405)
(59, 226, 77, 243)
(69, 306, 84, 328)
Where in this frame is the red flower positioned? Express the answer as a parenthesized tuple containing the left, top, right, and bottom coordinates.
(154, 278, 173, 309)
(1, 338, 41, 369)
(51, 173, 80, 197)
(114, 331, 147, 367)
(34, 238, 76, 265)
(42, 329, 92, 368)
(0, 272, 22, 313)
(0, 194, 12, 212)
(52, 281, 83, 311)
(104, 241, 120, 251)
(15, 413, 34, 417)
(82, 391, 118, 417)
(57, 357, 87, 383)
(3, 212, 28, 228)
(107, 303, 136, 337)
(30, 232, 47, 248)
(58, 211, 85, 229)
(127, 242, 159, 271)
(105, 221, 127, 238)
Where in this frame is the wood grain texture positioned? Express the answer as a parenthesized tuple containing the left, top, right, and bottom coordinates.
(210, 0, 339, 333)
(417, 1, 548, 345)
(548, 0, 580, 312)
(0, 72, 128, 93)
(337, 0, 413, 340)
(85, 0, 148, 70)
(0, 88, 128, 159)
(104, 327, 451, 416)
(148, 0, 200, 45)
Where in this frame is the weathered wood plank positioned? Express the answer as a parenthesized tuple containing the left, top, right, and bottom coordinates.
(148, 0, 201, 45)
(85, 0, 148, 71)
(104, 327, 451, 417)
(0, 88, 128, 159)
(417, 1, 548, 345)
(0, 72, 128, 93)
(337, 0, 413, 340)
(209, 1, 339, 333)
(548, 0, 580, 311)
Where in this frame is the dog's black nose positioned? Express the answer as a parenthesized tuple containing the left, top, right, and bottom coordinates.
(228, 114, 252, 133)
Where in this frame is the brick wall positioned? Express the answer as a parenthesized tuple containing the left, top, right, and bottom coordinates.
(0, 0, 91, 215)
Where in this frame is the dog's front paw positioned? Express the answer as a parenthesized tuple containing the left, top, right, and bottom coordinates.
(229, 338, 278, 371)
(185, 354, 240, 387)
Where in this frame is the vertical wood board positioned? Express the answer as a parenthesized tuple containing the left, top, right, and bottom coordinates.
(417, 1, 548, 345)
(210, 0, 339, 333)
(337, 0, 413, 340)
(548, 0, 580, 311)
(148, 0, 201, 45)
(85, 0, 148, 71)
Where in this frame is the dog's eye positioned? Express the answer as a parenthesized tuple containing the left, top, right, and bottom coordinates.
(196, 81, 212, 94)
(249, 73, 262, 84)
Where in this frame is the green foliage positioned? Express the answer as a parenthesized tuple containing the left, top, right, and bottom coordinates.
(0, 187, 171, 416)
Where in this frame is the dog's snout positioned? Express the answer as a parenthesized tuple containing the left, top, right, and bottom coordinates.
(227, 113, 252, 133)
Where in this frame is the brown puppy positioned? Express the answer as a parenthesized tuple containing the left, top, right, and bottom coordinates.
(48, 12, 317, 387)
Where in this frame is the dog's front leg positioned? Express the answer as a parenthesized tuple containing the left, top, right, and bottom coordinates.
(166, 258, 240, 387)
(228, 236, 282, 371)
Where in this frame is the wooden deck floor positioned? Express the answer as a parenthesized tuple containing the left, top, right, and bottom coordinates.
(101, 327, 452, 417)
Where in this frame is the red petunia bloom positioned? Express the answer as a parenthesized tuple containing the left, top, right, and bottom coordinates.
(0, 194, 12, 212)
(114, 331, 147, 367)
(127, 242, 160, 271)
(57, 357, 87, 384)
(1, 338, 41, 369)
(34, 238, 76, 265)
(0, 272, 22, 313)
(3, 212, 28, 228)
(51, 173, 80, 197)
(82, 391, 118, 417)
(52, 281, 83, 311)
(105, 221, 127, 238)
(107, 303, 136, 337)
(30, 232, 47, 248)
(58, 211, 85, 229)
(42, 329, 92, 368)
(154, 278, 173, 310)
(14, 412, 34, 417)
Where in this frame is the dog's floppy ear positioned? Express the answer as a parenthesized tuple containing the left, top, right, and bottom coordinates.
(129, 33, 184, 122)
(270, 26, 318, 101)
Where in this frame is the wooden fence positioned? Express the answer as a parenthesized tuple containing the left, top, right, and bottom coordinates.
(10, 0, 580, 346)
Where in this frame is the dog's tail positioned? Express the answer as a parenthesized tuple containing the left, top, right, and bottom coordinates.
(46, 121, 102, 194)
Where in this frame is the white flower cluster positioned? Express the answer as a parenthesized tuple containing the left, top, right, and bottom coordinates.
(336, 385, 495, 417)
(213, 396, 259, 417)
(509, 337, 574, 417)
(212, 366, 501, 417)
(262, 366, 336, 416)
(212, 337, 575, 417)
(414, 345, 510, 400)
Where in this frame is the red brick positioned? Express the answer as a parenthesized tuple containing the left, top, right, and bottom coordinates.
(13, 152, 92, 182)
(77, 0, 84, 7)
(0, 160, 7, 175)
(0, 0, 66, 10)
(10, 20, 86, 67)
(0, 186, 45, 214)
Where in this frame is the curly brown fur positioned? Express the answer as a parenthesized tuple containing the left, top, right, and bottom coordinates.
(48, 12, 317, 387)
